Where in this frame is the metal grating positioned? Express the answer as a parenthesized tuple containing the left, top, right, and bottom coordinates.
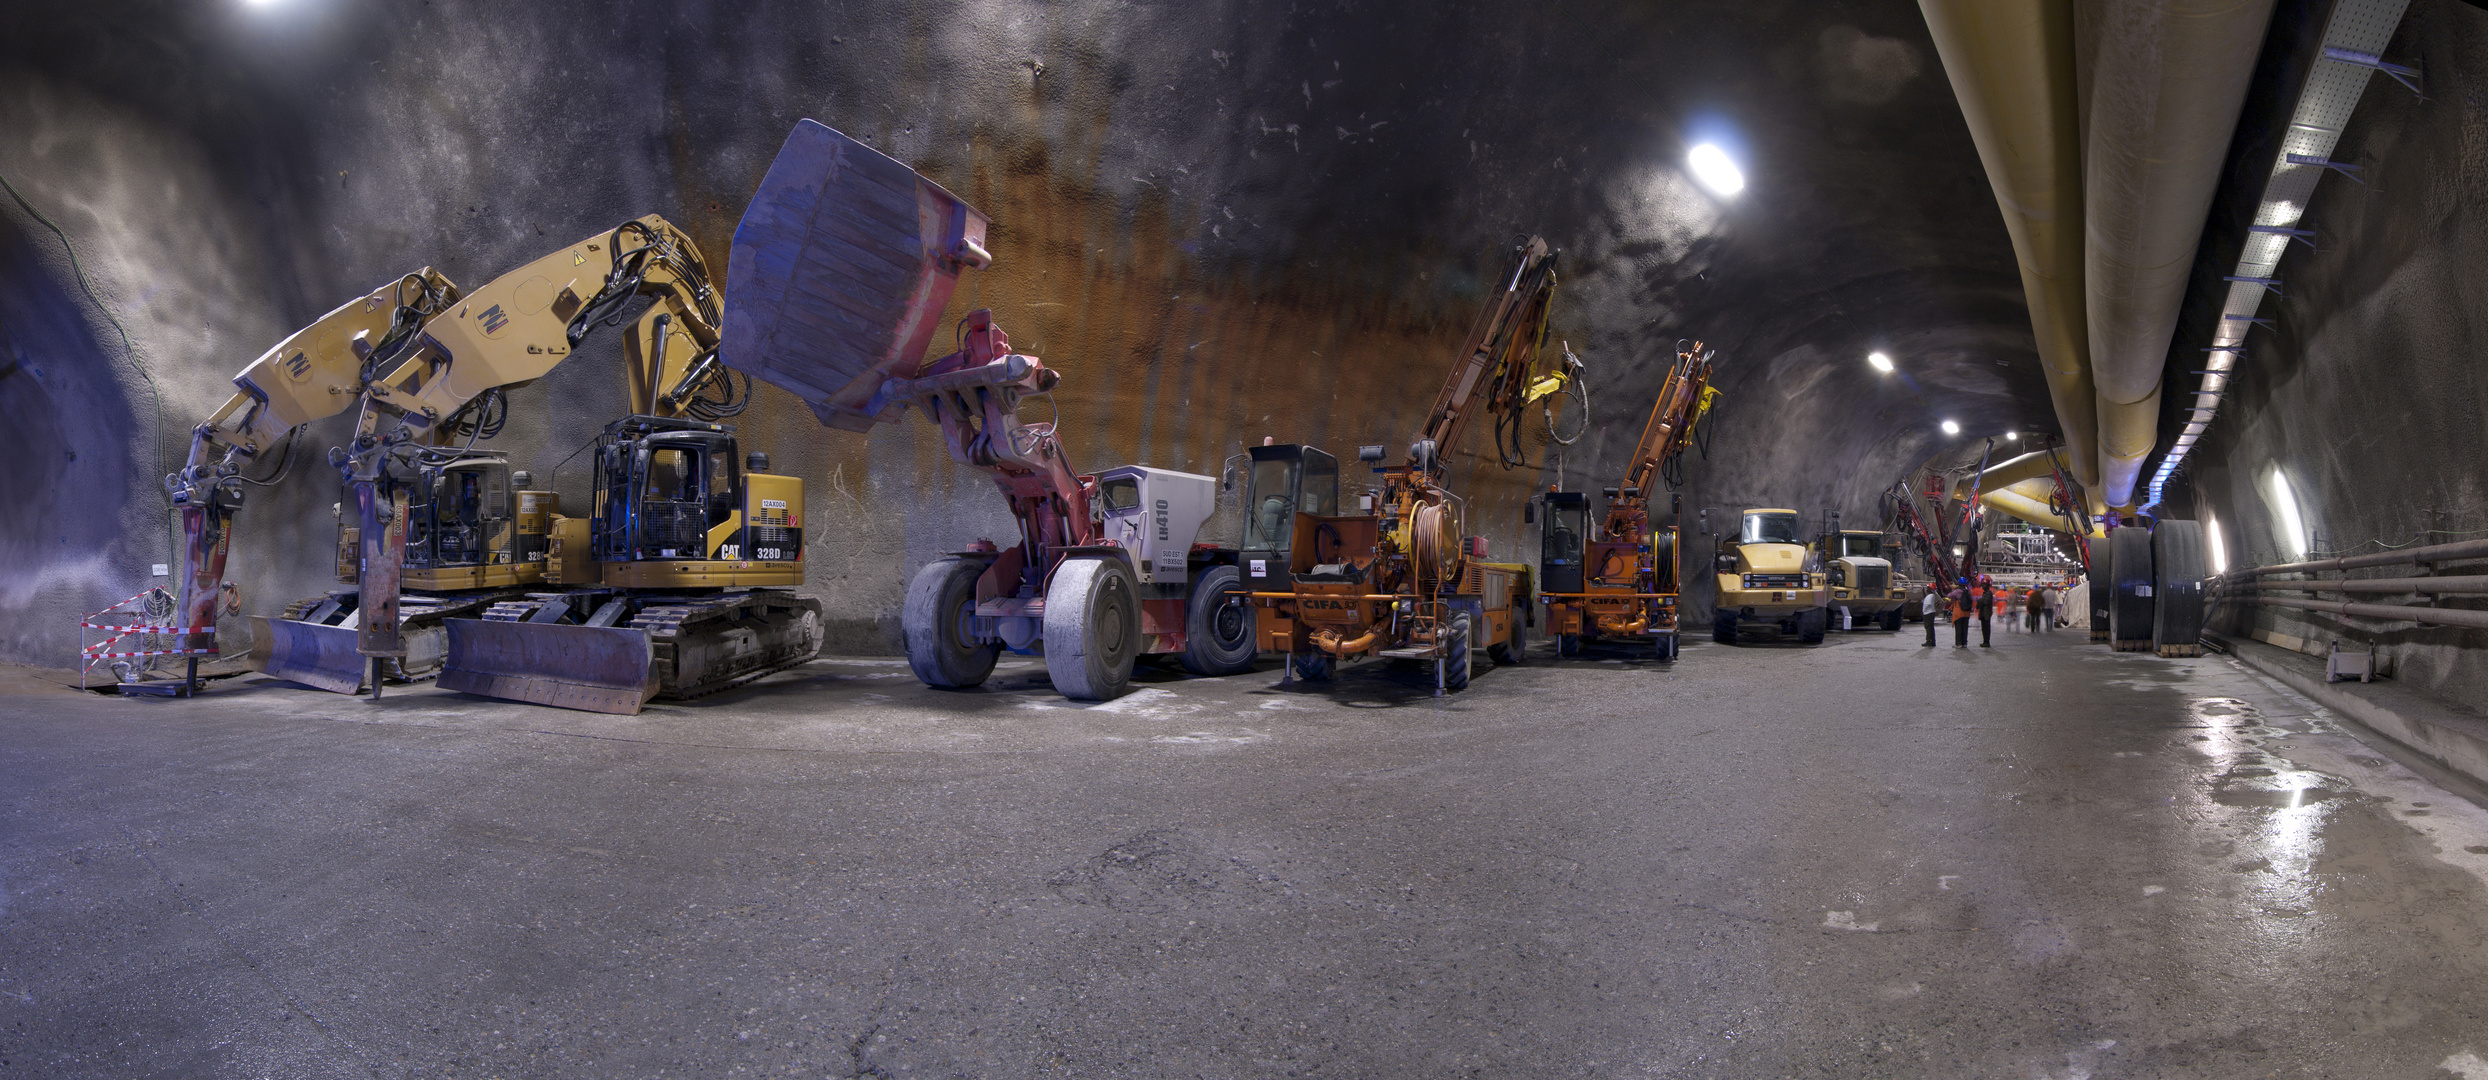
(2143, 0, 2413, 511)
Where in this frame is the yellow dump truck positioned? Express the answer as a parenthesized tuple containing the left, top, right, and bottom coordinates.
(1820, 529, 1909, 631)
(1708, 507, 1829, 644)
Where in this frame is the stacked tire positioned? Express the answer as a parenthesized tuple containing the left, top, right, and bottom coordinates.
(2109, 526, 2157, 652)
(2150, 520, 2206, 657)
(2089, 541, 2114, 642)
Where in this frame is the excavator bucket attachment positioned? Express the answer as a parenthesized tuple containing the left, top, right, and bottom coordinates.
(725, 119, 993, 431)
(437, 618, 658, 715)
(247, 615, 367, 695)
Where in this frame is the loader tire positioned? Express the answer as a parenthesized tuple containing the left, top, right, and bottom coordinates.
(1045, 556, 1139, 701)
(1714, 610, 1738, 645)
(1179, 564, 1257, 676)
(1487, 612, 1524, 666)
(1443, 615, 1473, 691)
(904, 556, 1000, 690)
(1291, 650, 1335, 682)
(1798, 607, 1827, 644)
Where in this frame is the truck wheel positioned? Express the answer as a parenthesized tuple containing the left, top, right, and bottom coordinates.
(903, 556, 1001, 689)
(1656, 633, 1678, 662)
(1713, 610, 1738, 645)
(1556, 632, 1579, 658)
(1291, 649, 1335, 682)
(1880, 607, 1904, 632)
(1444, 615, 1473, 691)
(1179, 564, 1257, 676)
(1044, 556, 1139, 701)
(1799, 608, 1827, 644)
(1487, 613, 1525, 666)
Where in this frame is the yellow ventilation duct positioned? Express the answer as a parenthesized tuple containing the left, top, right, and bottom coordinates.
(1918, 0, 2100, 491)
(1983, 478, 2108, 538)
(2082, 0, 2276, 508)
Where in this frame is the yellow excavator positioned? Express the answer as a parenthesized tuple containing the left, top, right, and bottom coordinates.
(163, 215, 820, 708)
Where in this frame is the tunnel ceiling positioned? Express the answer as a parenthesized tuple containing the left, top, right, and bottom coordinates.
(1, 0, 2057, 444)
(0, 0, 2068, 651)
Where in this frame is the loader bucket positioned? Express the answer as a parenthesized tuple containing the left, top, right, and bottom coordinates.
(437, 618, 657, 715)
(725, 119, 992, 432)
(247, 615, 367, 695)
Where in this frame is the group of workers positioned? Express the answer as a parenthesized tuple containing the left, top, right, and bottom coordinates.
(1918, 576, 2079, 648)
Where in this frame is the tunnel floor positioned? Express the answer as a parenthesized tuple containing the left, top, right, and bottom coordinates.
(5, 625, 2488, 1078)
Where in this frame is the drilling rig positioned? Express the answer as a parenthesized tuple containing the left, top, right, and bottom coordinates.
(1537, 339, 1716, 661)
(1248, 237, 1560, 692)
(717, 120, 1267, 702)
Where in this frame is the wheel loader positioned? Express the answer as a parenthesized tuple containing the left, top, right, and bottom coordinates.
(1246, 238, 1559, 692)
(1538, 339, 1716, 662)
(717, 120, 1265, 702)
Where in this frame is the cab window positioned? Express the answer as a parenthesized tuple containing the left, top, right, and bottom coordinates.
(1741, 512, 1801, 545)
(1244, 458, 1296, 549)
(1099, 476, 1142, 514)
(1543, 502, 1587, 564)
(646, 448, 700, 501)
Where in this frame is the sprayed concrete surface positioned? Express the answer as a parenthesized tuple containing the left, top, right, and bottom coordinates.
(5, 630, 2488, 1078)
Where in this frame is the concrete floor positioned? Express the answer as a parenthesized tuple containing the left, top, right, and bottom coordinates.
(5, 625, 2488, 1078)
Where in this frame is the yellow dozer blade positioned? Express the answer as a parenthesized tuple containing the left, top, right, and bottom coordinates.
(436, 618, 658, 715)
(246, 615, 367, 695)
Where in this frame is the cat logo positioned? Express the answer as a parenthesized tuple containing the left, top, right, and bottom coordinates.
(573, 250, 587, 266)
(477, 303, 511, 337)
(283, 350, 312, 382)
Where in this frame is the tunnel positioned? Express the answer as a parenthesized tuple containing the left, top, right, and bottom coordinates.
(2, 0, 2486, 1074)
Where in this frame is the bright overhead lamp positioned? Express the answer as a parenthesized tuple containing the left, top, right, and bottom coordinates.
(2005, 432, 2019, 441)
(1866, 351, 1894, 374)
(1940, 419, 1960, 435)
(1688, 144, 1744, 197)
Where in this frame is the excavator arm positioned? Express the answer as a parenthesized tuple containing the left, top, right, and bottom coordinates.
(340, 214, 723, 663)
(164, 270, 460, 661)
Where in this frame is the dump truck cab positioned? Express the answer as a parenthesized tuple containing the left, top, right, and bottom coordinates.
(1820, 529, 1908, 631)
(1710, 507, 1829, 643)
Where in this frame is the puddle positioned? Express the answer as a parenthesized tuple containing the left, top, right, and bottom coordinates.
(2210, 784, 2338, 809)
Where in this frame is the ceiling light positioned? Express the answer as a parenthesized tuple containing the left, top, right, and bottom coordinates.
(1940, 419, 1960, 435)
(2006, 432, 2019, 441)
(1867, 351, 1893, 373)
(1688, 144, 1744, 197)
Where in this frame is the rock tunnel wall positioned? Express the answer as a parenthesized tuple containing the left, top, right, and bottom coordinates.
(2179, 0, 2488, 699)
(0, 0, 2062, 665)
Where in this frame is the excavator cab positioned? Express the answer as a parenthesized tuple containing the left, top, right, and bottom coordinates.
(599, 424, 740, 562)
(1538, 491, 1590, 595)
(1238, 444, 1338, 589)
(403, 457, 512, 576)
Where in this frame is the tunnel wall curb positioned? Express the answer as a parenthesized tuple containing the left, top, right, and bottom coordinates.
(2219, 634, 2488, 793)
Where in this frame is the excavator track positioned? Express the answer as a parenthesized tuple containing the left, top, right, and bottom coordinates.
(628, 592, 825, 700)
(450, 589, 823, 711)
